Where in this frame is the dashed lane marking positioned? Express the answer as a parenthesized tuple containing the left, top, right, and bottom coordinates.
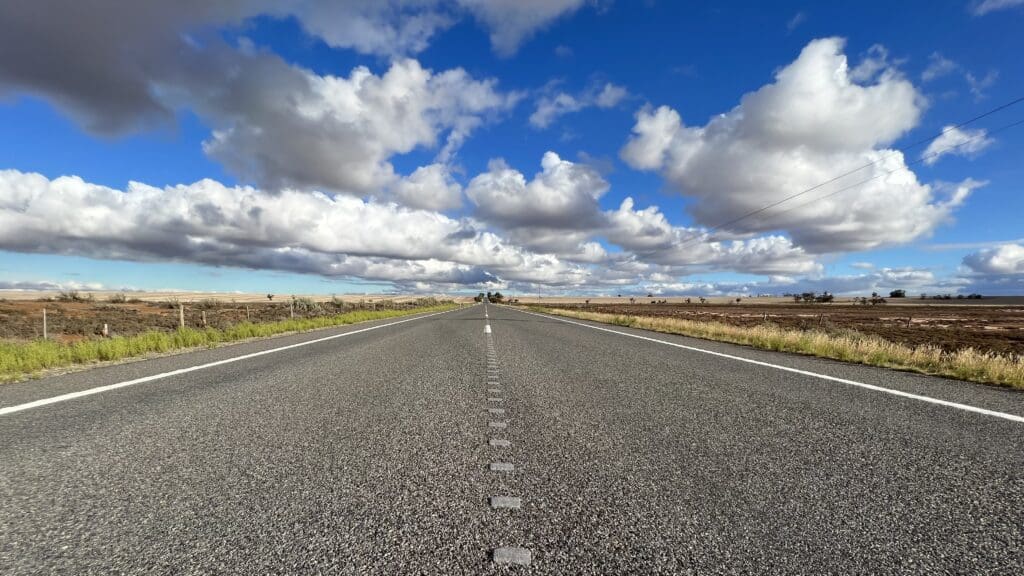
(489, 496, 521, 509)
(493, 547, 532, 566)
(489, 439, 511, 447)
(489, 462, 514, 472)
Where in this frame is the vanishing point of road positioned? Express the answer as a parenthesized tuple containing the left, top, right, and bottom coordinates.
(1, 303, 1021, 574)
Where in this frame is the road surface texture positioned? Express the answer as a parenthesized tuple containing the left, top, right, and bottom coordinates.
(1, 303, 1021, 574)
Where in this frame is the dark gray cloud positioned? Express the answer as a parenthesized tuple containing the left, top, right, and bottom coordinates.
(0, 2, 518, 197)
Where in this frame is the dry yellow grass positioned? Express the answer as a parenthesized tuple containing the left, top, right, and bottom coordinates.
(532, 307, 1024, 390)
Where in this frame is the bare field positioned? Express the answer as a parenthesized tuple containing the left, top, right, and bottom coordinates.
(0, 290, 468, 303)
(514, 295, 1024, 307)
(0, 295, 459, 342)
(528, 302, 1024, 356)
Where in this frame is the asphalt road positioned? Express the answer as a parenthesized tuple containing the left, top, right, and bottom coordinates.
(1, 303, 1021, 574)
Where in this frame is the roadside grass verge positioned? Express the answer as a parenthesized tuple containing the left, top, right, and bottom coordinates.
(530, 307, 1024, 390)
(0, 304, 457, 384)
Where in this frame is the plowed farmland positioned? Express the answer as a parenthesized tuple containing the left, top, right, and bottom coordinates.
(538, 302, 1024, 355)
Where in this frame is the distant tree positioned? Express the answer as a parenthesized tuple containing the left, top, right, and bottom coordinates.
(815, 292, 834, 303)
(889, 289, 906, 298)
(801, 292, 816, 303)
(267, 294, 274, 301)
(698, 297, 707, 304)
(647, 293, 654, 298)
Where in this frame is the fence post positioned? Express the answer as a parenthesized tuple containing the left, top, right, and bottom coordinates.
(179, 303, 185, 329)
(42, 308, 47, 340)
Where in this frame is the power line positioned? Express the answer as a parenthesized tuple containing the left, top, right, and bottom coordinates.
(765, 117, 1024, 221)
(676, 94, 1024, 247)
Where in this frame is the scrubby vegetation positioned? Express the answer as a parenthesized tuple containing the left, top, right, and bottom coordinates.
(533, 307, 1024, 390)
(0, 302, 456, 383)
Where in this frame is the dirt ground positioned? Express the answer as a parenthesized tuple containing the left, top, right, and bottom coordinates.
(0, 297, 446, 342)
(531, 302, 1024, 356)
(0, 290, 466, 303)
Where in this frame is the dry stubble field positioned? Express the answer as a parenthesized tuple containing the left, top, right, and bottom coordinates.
(521, 299, 1024, 356)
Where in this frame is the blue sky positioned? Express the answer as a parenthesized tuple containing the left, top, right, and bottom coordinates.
(0, 0, 1022, 295)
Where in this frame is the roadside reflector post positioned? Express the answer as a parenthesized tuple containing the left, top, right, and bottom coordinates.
(246, 305, 250, 321)
(179, 303, 185, 329)
(202, 310, 207, 327)
(102, 323, 109, 337)
(290, 298, 295, 319)
(42, 308, 47, 340)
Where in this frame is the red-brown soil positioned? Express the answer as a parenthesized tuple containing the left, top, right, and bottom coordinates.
(0, 297, 429, 343)
(539, 302, 1024, 355)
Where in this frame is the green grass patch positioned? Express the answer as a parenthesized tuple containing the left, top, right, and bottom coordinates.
(530, 306, 1024, 390)
(0, 304, 457, 384)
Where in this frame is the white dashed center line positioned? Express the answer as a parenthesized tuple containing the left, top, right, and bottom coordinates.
(489, 496, 521, 509)
(480, 306, 532, 566)
(493, 547, 532, 566)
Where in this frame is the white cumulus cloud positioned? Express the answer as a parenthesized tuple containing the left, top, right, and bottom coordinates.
(0, 169, 595, 288)
(922, 126, 994, 165)
(457, 0, 589, 56)
(621, 37, 975, 253)
(963, 243, 1024, 275)
(530, 82, 629, 129)
(971, 0, 1024, 15)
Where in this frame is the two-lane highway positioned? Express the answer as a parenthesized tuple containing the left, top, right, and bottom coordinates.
(1, 303, 1021, 574)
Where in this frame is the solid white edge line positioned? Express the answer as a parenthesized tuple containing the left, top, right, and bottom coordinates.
(507, 306, 1024, 424)
(0, 308, 458, 416)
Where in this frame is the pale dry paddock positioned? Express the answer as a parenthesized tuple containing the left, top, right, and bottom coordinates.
(514, 295, 1024, 307)
(0, 290, 475, 304)
(534, 307, 1024, 390)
